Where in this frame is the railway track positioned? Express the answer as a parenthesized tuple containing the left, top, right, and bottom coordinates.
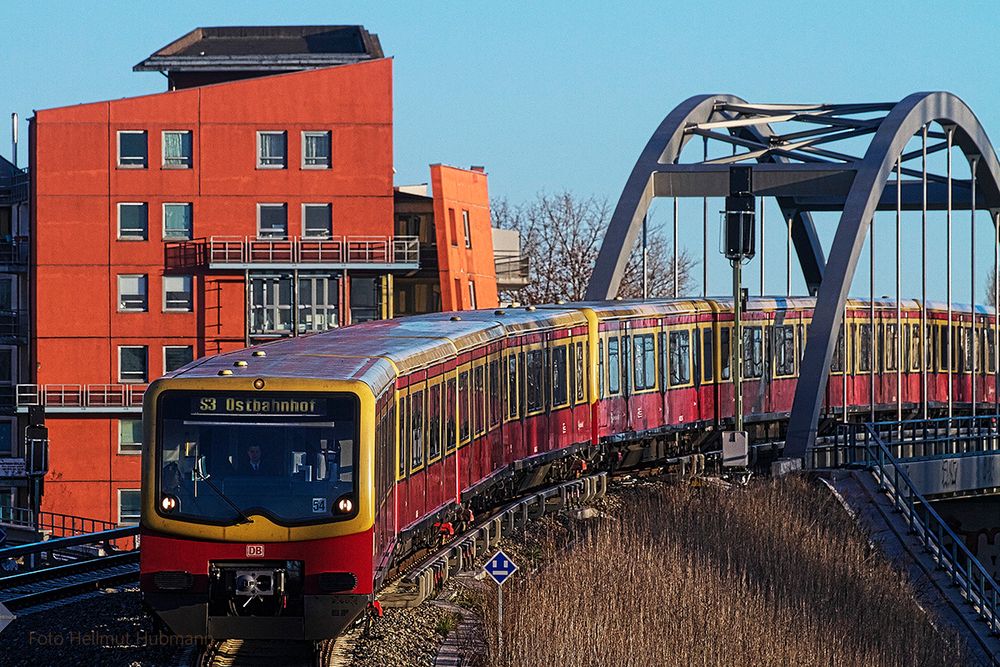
(0, 551, 139, 614)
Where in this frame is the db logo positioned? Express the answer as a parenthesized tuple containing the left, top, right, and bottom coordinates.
(246, 544, 265, 558)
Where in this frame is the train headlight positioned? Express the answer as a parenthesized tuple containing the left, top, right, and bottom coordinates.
(160, 495, 179, 513)
(336, 495, 354, 514)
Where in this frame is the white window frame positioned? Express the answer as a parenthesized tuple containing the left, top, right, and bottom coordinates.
(117, 418, 142, 455)
(117, 202, 148, 241)
(117, 274, 148, 312)
(462, 210, 472, 248)
(163, 345, 194, 373)
(118, 345, 148, 383)
(301, 130, 332, 169)
(257, 203, 289, 239)
(118, 488, 141, 524)
(162, 275, 193, 312)
(301, 203, 333, 238)
(117, 130, 148, 169)
(468, 280, 477, 309)
(256, 131, 287, 169)
(161, 130, 193, 169)
(162, 202, 193, 240)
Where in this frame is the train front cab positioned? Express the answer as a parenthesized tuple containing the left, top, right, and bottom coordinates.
(139, 376, 377, 641)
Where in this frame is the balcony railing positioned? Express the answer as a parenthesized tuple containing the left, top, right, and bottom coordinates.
(495, 255, 530, 289)
(165, 236, 420, 270)
(0, 170, 29, 205)
(16, 384, 146, 412)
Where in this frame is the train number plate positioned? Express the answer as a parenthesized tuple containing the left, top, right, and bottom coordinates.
(246, 544, 265, 558)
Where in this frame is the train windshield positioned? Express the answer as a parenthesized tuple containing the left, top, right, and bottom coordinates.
(156, 391, 359, 525)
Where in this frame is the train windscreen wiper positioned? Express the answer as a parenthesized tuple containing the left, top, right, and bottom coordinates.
(193, 459, 254, 525)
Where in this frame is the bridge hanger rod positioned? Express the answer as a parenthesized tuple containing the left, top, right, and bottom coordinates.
(921, 124, 929, 419)
(896, 158, 902, 425)
(870, 212, 876, 423)
(993, 211, 999, 415)
(702, 136, 708, 297)
(971, 155, 978, 418)
(947, 127, 954, 419)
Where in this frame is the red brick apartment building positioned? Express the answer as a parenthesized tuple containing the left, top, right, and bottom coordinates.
(2, 26, 525, 526)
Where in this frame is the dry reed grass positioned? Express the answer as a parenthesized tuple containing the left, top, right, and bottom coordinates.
(478, 475, 967, 666)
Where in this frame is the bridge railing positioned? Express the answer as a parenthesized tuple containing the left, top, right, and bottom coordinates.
(834, 420, 1000, 636)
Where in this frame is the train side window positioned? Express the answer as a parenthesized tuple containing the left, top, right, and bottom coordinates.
(428, 384, 442, 461)
(643, 334, 656, 390)
(859, 324, 872, 373)
(598, 339, 605, 398)
(831, 324, 845, 372)
(928, 324, 937, 371)
(474, 365, 486, 434)
(458, 371, 470, 443)
(691, 330, 701, 387)
(910, 324, 921, 372)
(410, 389, 424, 472)
(885, 323, 899, 372)
(575, 341, 586, 402)
(987, 330, 997, 373)
(901, 324, 910, 371)
(939, 325, 950, 371)
(621, 335, 631, 395)
(669, 330, 691, 386)
(876, 323, 885, 373)
(552, 344, 569, 407)
(489, 359, 501, 428)
(446, 377, 457, 452)
(963, 327, 974, 373)
(798, 324, 806, 361)
(632, 334, 655, 390)
(397, 393, 407, 478)
(526, 349, 545, 412)
(608, 337, 621, 394)
(702, 329, 714, 383)
(507, 355, 519, 419)
(743, 326, 763, 379)
(774, 325, 795, 377)
(658, 331, 668, 392)
(720, 328, 731, 380)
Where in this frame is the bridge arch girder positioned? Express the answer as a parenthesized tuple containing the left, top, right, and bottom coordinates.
(786, 91, 1000, 456)
(584, 94, 826, 301)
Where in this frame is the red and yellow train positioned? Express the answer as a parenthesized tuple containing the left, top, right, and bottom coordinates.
(140, 296, 997, 639)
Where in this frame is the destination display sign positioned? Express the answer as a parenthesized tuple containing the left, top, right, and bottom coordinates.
(192, 395, 326, 417)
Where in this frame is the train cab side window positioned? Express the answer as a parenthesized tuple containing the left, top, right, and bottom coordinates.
(410, 389, 425, 471)
(507, 355, 519, 419)
(526, 349, 545, 412)
(702, 330, 714, 383)
(720, 328, 731, 380)
(831, 325, 845, 372)
(446, 377, 457, 452)
(552, 344, 569, 407)
(397, 393, 407, 478)
(474, 365, 486, 434)
(742, 326, 763, 379)
(575, 341, 586, 402)
(669, 330, 691, 386)
(607, 337, 620, 394)
(774, 325, 795, 377)
(859, 324, 872, 373)
(489, 360, 501, 427)
(458, 371, 470, 443)
(428, 384, 442, 461)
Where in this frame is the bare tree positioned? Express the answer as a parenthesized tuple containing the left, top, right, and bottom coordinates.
(986, 267, 998, 308)
(492, 192, 695, 304)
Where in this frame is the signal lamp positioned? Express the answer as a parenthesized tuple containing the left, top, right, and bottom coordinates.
(253, 378, 266, 390)
(336, 496, 354, 514)
(160, 495, 179, 513)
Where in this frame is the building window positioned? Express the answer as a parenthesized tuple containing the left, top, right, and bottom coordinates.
(164, 345, 193, 372)
(350, 276, 379, 324)
(468, 280, 477, 309)
(117, 203, 148, 240)
(298, 274, 339, 333)
(0, 486, 12, 507)
(302, 204, 332, 238)
(0, 276, 14, 311)
(257, 204, 288, 239)
(0, 418, 12, 456)
(250, 275, 293, 334)
(302, 131, 331, 168)
(118, 275, 148, 312)
(257, 131, 287, 168)
(118, 489, 141, 524)
(448, 208, 458, 245)
(163, 203, 192, 240)
(163, 275, 193, 312)
(117, 131, 147, 168)
(462, 210, 472, 248)
(162, 130, 192, 168)
(0, 346, 14, 385)
(119, 346, 147, 383)
(118, 419, 142, 454)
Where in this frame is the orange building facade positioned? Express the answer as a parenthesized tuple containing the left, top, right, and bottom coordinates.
(9, 25, 515, 525)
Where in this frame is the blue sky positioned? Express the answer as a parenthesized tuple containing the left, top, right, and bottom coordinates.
(1, 1, 996, 301)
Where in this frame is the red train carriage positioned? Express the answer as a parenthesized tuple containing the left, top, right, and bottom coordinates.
(140, 297, 997, 639)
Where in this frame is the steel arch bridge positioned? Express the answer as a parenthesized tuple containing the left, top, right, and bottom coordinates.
(585, 92, 1000, 460)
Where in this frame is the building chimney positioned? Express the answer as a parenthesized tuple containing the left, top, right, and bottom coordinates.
(470, 165, 485, 173)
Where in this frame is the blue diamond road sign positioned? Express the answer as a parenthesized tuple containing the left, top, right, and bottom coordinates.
(484, 549, 518, 586)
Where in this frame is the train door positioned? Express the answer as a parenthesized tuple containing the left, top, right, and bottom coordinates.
(569, 331, 591, 445)
(406, 372, 428, 525)
(471, 353, 488, 482)
(548, 332, 573, 450)
(394, 382, 409, 529)
(487, 344, 505, 472)
(502, 339, 524, 467)
(443, 367, 459, 505)
(522, 336, 547, 457)
(456, 356, 472, 498)
(425, 371, 445, 512)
